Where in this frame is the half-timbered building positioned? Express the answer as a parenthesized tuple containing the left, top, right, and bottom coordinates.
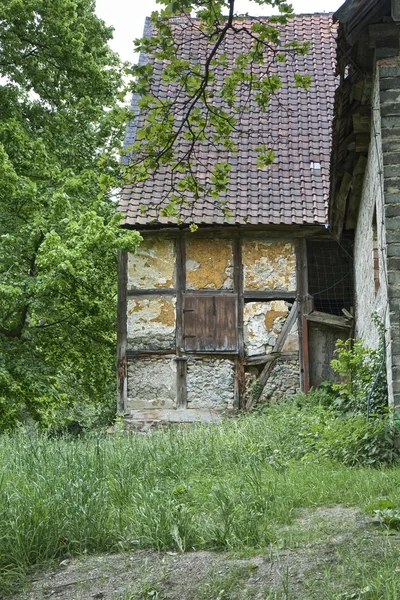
(117, 13, 354, 424)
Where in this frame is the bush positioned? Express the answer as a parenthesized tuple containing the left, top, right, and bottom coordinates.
(330, 326, 387, 416)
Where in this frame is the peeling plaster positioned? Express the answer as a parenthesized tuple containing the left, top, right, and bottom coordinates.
(127, 358, 177, 410)
(244, 301, 298, 356)
(187, 359, 235, 408)
(128, 238, 175, 289)
(243, 241, 296, 290)
(186, 238, 233, 289)
(127, 296, 176, 351)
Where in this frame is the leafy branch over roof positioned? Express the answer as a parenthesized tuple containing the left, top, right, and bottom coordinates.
(124, 0, 313, 221)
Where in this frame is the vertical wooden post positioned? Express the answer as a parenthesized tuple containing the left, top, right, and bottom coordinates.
(233, 235, 245, 409)
(175, 235, 187, 408)
(296, 239, 310, 393)
(116, 250, 128, 414)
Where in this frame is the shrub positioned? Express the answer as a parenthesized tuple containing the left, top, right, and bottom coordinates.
(330, 325, 387, 417)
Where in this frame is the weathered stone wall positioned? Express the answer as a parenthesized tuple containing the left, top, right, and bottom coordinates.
(354, 69, 385, 349)
(186, 238, 233, 289)
(261, 360, 300, 403)
(242, 240, 296, 290)
(127, 358, 177, 411)
(186, 358, 235, 409)
(353, 60, 400, 407)
(243, 300, 298, 356)
(127, 295, 176, 351)
(244, 360, 300, 406)
(377, 58, 400, 408)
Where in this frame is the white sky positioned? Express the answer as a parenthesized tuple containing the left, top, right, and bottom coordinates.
(95, 0, 344, 63)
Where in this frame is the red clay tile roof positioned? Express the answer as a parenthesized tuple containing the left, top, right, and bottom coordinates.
(119, 14, 337, 228)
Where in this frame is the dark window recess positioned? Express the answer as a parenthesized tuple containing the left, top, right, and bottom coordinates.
(373, 210, 380, 296)
(182, 294, 237, 352)
(307, 240, 353, 316)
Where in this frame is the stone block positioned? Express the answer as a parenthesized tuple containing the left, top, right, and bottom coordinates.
(387, 286, 400, 299)
(384, 165, 400, 179)
(384, 215, 400, 229)
(388, 256, 400, 269)
(386, 243, 400, 256)
(385, 193, 400, 204)
(384, 178, 400, 195)
(383, 152, 400, 165)
(385, 204, 400, 217)
(382, 139, 400, 152)
(390, 379, 400, 394)
(379, 76, 400, 91)
(385, 229, 400, 243)
(381, 103, 400, 117)
(380, 90, 400, 104)
(381, 126, 400, 139)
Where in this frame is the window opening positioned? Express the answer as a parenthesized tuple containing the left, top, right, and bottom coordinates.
(372, 209, 380, 295)
(307, 240, 353, 316)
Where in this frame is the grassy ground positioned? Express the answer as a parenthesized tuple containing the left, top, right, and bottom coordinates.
(1, 400, 400, 598)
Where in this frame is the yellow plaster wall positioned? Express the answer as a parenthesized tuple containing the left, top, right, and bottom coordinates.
(242, 241, 296, 291)
(186, 238, 233, 290)
(128, 238, 175, 289)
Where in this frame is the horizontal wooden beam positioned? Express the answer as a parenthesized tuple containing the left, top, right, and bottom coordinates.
(243, 290, 296, 301)
(126, 350, 240, 359)
(306, 310, 353, 330)
(127, 288, 176, 296)
(244, 351, 298, 366)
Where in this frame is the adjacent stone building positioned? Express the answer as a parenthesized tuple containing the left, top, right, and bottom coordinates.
(117, 14, 354, 424)
(330, 0, 400, 408)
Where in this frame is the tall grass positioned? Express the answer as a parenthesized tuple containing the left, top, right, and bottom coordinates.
(1, 404, 400, 593)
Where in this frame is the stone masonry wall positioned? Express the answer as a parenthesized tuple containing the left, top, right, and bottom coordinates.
(186, 358, 235, 409)
(354, 68, 387, 350)
(127, 358, 177, 411)
(377, 57, 400, 408)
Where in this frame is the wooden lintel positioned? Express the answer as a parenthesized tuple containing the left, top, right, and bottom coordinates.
(310, 311, 354, 328)
(128, 224, 327, 239)
(243, 290, 296, 301)
(306, 310, 353, 330)
(244, 351, 298, 366)
(127, 288, 176, 296)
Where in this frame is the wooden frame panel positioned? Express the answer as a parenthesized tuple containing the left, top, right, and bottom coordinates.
(117, 250, 128, 414)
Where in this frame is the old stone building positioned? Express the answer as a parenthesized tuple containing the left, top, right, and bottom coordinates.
(117, 13, 354, 424)
(331, 0, 400, 408)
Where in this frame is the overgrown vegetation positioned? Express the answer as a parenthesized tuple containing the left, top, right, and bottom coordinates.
(1, 396, 399, 595)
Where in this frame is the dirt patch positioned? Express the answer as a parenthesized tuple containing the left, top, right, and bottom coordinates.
(10, 505, 400, 600)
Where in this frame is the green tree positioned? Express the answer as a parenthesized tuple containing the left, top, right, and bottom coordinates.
(0, 0, 140, 429)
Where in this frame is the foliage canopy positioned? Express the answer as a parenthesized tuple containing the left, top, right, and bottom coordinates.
(0, 0, 140, 429)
